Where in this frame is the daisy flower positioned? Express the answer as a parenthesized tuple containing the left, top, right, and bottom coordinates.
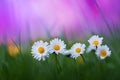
(49, 38, 66, 54)
(70, 43, 86, 59)
(63, 49, 71, 55)
(96, 45, 111, 59)
(88, 35, 103, 47)
(86, 45, 96, 53)
(31, 40, 49, 61)
(87, 35, 103, 52)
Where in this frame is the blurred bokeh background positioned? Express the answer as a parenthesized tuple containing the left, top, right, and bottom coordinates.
(0, 0, 120, 80)
(0, 0, 120, 42)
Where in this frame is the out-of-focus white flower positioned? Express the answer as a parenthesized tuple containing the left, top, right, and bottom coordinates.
(49, 38, 66, 54)
(88, 35, 103, 47)
(70, 43, 86, 59)
(96, 45, 111, 59)
(31, 40, 49, 61)
(87, 35, 103, 53)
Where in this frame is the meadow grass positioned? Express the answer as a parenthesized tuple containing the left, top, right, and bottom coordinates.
(0, 34, 120, 80)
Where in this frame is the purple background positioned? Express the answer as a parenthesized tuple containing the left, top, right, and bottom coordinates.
(0, 0, 120, 41)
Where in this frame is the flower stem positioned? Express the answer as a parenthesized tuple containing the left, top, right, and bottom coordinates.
(54, 53, 62, 73)
(80, 54, 86, 63)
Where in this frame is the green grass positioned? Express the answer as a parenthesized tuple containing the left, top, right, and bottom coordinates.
(0, 35, 120, 80)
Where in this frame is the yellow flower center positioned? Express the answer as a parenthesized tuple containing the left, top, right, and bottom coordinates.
(100, 49, 107, 57)
(75, 48, 81, 53)
(38, 47, 45, 54)
(93, 40, 99, 46)
(54, 44, 60, 51)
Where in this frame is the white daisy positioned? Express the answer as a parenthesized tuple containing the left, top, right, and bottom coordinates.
(86, 45, 96, 53)
(63, 49, 71, 55)
(96, 45, 111, 59)
(49, 38, 66, 54)
(88, 35, 103, 47)
(70, 43, 86, 59)
(31, 40, 49, 61)
(87, 35, 103, 53)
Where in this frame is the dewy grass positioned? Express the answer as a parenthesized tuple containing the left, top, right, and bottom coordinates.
(0, 35, 119, 80)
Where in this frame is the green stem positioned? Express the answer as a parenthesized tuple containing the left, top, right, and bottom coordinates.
(54, 53, 62, 73)
(81, 54, 86, 63)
